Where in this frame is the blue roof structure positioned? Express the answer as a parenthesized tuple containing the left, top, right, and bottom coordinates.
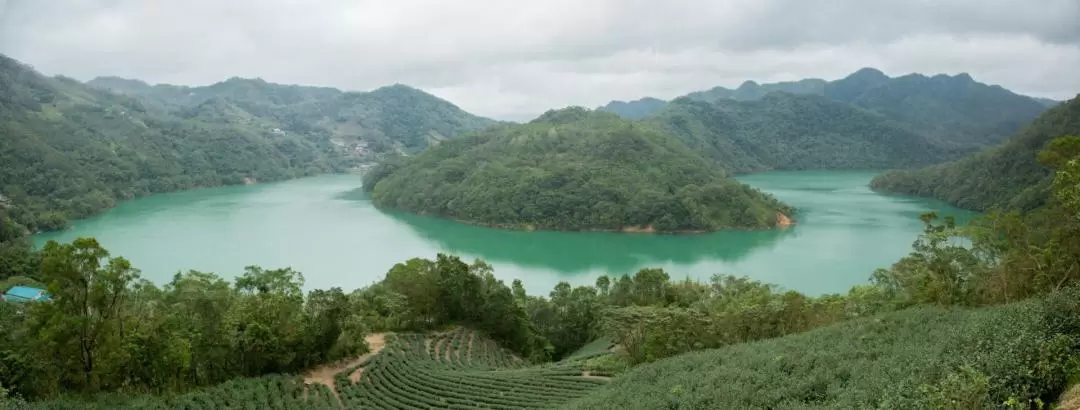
(2, 286, 50, 303)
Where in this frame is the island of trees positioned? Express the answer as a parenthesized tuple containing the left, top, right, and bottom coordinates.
(363, 108, 793, 232)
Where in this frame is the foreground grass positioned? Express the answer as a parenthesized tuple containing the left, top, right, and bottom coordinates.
(564, 290, 1080, 409)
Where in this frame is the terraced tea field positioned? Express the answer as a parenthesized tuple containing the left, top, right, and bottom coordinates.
(33, 328, 611, 409)
(332, 328, 609, 409)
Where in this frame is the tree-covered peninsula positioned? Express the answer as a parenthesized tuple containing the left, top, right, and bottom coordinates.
(363, 108, 793, 232)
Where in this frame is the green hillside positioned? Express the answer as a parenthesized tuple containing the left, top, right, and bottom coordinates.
(599, 68, 1047, 160)
(87, 77, 498, 153)
(0, 55, 349, 233)
(564, 295, 1080, 409)
(30, 328, 609, 409)
(871, 96, 1080, 211)
(825, 70, 1050, 149)
(650, 93, 953, 173)
(0, 52, 498, 234)
(364, 107, 793, 232)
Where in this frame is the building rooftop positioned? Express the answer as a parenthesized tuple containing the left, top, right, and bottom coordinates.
(2, 286, 51, 303)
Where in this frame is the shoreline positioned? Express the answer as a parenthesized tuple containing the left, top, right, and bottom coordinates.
(378, 205, 796, 235)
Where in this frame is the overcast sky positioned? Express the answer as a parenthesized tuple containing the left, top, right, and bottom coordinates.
(1, 0, 1078, 120)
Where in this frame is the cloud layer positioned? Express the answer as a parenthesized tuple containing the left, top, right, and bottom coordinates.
(2, 0, 1078, 119)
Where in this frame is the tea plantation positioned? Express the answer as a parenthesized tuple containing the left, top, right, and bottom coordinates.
(23, 292, 1080, 409)
(26, 328, 610, 409)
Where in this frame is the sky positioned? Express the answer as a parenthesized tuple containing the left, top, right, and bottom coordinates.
(1, 0, 1078, 120)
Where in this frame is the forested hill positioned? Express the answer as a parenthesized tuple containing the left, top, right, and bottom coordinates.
(363, 107, 792, 232)
(870, 95, 1080, 211)
(822, 69, 1049, 149)
(649, 93, 954, 173)
(87, 76, 499, 153)
(599, 68, 1048, 158)
(595, 97, 668, 120)
(0, 53, 492, 234)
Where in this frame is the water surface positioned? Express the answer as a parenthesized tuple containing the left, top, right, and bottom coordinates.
(35, 171, 975, 295)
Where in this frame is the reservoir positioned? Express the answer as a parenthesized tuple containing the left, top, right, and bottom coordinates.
(34, 171, 976, 295)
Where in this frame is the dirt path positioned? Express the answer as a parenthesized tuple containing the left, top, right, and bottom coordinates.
(466, 332, 475, 366)
(581, 371, 612, 381)
(1061, 384, 1080, 410)
(434, 335, 447, 363)
(303, 333, 388, 408)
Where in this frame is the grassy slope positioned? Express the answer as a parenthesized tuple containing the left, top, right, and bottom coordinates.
(564, 295, 1080, 409)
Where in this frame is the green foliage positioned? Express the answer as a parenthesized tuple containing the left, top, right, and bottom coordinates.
(0, 53, 497, 234)
(368, 108, 792, 231)
(563, 296, 1080, 410)
(871, 97, 1080, 211)
(333, 331, 604, 410)
(651, 93, 956, 173)
(353, 254, 550, 360)
(88, 77, 498, 154)
(605, 68, 1047, 164)
(1, 239, 370, 400)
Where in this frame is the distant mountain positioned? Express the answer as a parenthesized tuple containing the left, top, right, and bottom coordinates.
(650, 93, 953, 173)
(364, 107, 793, 232)
(870, 95, 1080, 211)
(88, 77, 498, 153)
(599, 68, 1050, 156)
(686, 78, 829, 103)
(596, 97, 667, 120)
(823, 70, 1049, 148)
(1034, 97, 1061, 108)
(0, 53, 496, 233)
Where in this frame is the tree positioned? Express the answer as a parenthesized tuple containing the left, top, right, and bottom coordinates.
(34, 237, 140, 391)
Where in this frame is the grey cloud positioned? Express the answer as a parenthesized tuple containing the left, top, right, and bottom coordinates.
(1, 0, 1077, 120)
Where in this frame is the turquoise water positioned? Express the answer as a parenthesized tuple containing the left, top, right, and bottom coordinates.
(35, 171, 976, 295)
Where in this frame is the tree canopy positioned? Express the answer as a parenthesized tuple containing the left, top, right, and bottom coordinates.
(0, 53, 496, 234)
(650, 93, 955, 173)
(871, 96, 1080, 211)
(365, 108, 793, 232)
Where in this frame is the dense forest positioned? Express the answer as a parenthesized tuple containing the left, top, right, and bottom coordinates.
(2, 131, 1079, 406)
(600, 68, 1049, 164)
(649, 93, 955, 173)
(363, 107, 793, 232)
(0, 53, 496, 234)
(88, 77, 499, 154)
(871, 96, 1080, 211)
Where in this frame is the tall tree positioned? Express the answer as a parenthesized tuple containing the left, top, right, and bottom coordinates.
(33, 238, 139, 391)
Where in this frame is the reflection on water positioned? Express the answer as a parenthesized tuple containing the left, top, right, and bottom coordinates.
(385, 211, 795, 274)
(34, 171, 978, 296)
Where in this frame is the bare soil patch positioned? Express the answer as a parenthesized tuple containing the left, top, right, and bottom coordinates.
(1061, 384, 1080, 410)
(302, 333, 389, 407)
(581, 371, 612, 381)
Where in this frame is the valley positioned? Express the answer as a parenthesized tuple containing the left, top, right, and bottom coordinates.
(1, 47, 1078, 409)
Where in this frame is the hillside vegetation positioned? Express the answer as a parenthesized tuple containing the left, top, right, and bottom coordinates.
(595, 97, 667, 120)
(599, 68, 1047, 168)
(871, 96, 1080, 211)
(565, 294, 1080, 409)
(364, 107, 792, 232)
(651, 93, 953, 173)
(0, 53, 496, 234)
(87, 77, 497, 154)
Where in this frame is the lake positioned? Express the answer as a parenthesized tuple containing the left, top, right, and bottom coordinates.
(34, 171, 976, 296)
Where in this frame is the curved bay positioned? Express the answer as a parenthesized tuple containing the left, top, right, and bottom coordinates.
(34, 171, 976, 296)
